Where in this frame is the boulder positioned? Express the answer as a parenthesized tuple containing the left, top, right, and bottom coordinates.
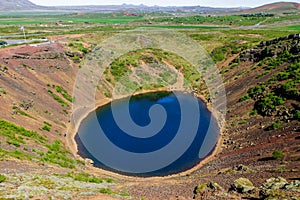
(262, 177, 288, 190)
(232, 178, 255, 193)
(84, 158, 94, 165)
(193, 182, 225, 199)
(284, 180, 300, 192)
(194, 182, 224, 194)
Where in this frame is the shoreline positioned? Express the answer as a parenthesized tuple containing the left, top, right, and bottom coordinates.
(65, 89, 225, 180)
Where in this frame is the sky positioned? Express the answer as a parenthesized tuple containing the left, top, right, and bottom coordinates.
(30, 0, 300, 8)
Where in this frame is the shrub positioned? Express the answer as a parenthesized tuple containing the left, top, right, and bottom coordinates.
(255, 94, 285, 116)
(239, 95, 250, 102)
(42, 125, 51, 132)
(276, 72, 290, 81)
(272, 150, 284, 160)
(248, 84, 266, 98)
(295, 111, 300, 121)
(68, 42, 74, 47)
(256, 71, 269, 79)
(267, 120, 281, 131)
(0, 88, 6, 94)
(43, 121, 52, 127)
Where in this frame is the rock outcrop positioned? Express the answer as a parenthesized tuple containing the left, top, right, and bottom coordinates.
(233, 33, 300, 63)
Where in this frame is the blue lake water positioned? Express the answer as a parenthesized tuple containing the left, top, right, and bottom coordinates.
(76, 92, 219, 177)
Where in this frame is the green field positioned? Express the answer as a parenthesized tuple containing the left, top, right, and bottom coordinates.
(141, 25, 227, 29)
(0, 12, 143, 25)
(284, 25, 300, 30)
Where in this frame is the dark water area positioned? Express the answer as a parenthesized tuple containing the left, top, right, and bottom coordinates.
(76, 92, 219, 177)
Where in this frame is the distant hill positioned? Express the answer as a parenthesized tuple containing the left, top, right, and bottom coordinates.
(0, 0, 299, 14)
(246, 2, 300, 14)
(0, 0, 43, 11)
(55, 4, 243, 13)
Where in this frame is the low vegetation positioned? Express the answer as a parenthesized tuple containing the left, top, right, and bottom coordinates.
(272, 150, 285, 160)
(147, 14, 275, 26)
(0, 174, 6, 183)
(60, 172, 113, 183)
(243, 53, 299, 119)
(101, 48, 204, 97)
(0, 120, 46, 143)
(48, 90, 69, 107)
(0, 87, 6, 94)
(0, 119, 81, 169)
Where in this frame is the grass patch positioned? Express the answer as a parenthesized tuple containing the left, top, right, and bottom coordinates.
(99, 188, 113, 194)
(6, 138, 21, 147)
(17, 110, 36, 120)
(99, 188, 129, 197)
(0, 148, 33, 160)
(42, 121, 52, 132)
(142, 25, 225, 29)
(0, 120, 80, 169)
(48, 90, 69, 107)
(102, 48, 204, 97)
(0, 119, 47, 143)
(41, 140, 76, 169)
(53, 85, 74, 103)
(64, 172, 113, 184)
(0, 174, 6, 183)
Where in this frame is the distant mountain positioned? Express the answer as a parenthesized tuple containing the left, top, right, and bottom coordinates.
(1, 0, 298, 14)
(55, 4, 244, 13)
(0, 0, 44, 11)
(0, 0, 246, 13)
(246, 2, 300, 14)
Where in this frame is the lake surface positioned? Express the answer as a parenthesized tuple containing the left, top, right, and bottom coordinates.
(76, 92, 219, 177)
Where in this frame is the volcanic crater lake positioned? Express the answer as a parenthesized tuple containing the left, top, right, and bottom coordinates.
(76, 91, 219, 177)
